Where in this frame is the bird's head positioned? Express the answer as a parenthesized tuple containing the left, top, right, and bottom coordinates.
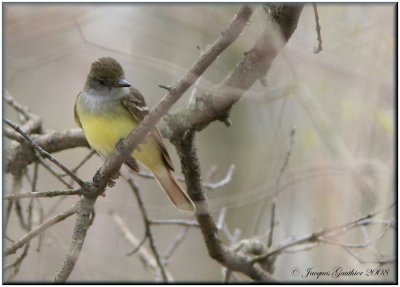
(85, 57, 131, 93)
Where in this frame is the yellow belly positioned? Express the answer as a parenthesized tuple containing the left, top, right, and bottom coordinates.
(78, 101, 163, 170)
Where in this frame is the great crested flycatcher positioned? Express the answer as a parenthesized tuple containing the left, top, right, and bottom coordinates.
(74, 57, 195, 212)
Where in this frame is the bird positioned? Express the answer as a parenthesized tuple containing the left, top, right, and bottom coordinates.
(74, 57, 195, 212)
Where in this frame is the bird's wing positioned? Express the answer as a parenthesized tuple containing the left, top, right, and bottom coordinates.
(122, 87, 175, 171)
(74, 93, 82, 128)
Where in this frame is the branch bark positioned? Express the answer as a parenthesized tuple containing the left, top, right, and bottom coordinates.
(6, 128, 87, 176)
(5, 205, 76, 256)
(167, 4, 304, 281)
(54, 197, 96, 282)
(173, 131, 276, 281)
(164, 4, 303, 140)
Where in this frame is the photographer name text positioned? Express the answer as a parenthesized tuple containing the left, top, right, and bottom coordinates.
(291, 266, 390, 279)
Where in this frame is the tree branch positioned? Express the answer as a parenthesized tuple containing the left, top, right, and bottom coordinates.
(174, 130, 275, 281)
(150, 219, 199, 227)
(91, 5, 254, 192)
(49, 6, 254, 282)
(127, 179, 169, 282)
(164, 4, 304, 140)
(5, 205, 76, 256)
(5, 5, 306, 282)
(4, 91, 42, 135)
(4, 119, 86, 188)
(53, 197, 96, 282)
(251, 203, 395, 263)
(312, 3, 323, 54)
(168, 4, 304, 281)
(6, 128, 88, 177)
(4, 188, 83, 200)
(110, 211, 174, 280)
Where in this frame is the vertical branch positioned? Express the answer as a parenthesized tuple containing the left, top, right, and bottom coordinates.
(266, 127, 296, 247)
(127, 179, 169, 282)
(173, 131, 275, 281)
(53, 197, 96, 282)
(312, 3, 323, 54)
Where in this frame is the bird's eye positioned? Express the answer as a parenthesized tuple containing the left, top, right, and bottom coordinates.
(98, 79, 105, 85)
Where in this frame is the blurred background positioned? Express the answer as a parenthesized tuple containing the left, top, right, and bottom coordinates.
(4, 3, 395, 282)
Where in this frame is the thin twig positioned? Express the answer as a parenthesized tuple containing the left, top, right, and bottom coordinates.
(251, 203, 395, 263)
(4, 91, 32, 120)
(312, 3, 323, 54)
(6, 128, 87, 176)
(4, 119, 86, 188)
(4, 244, 30, 281)
(110, 211, 174, 279)
(281, 242, 318, 254)
(343, 247, 394, 265)
(59, 150, 96, 177)
(4, 129, 25, 143)
(4, 91, 42, 134)
(158, 84, 173, 92)
(4, 188, 83, 200)
(111, 212, 151, 262)
(205, 165, 236, 190)
(163, 226, 191, 265)
(266, 127, 296, 247)
(127, 235, 148, 256)
(15, 197, 29, 231)
(150, 219, 199, 227)
(38, 157, 74, 189)
(136, 164, 235, 190)
(35, 198, 45, 252)
(127, 179, 169, 282)
(44, 196, 68, 218)
(216, 207, 227, 230)
(31, 161, 39, 192)
(5, 205, 77, 256)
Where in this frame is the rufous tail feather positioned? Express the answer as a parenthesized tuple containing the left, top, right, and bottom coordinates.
(153, 168, 195, 212)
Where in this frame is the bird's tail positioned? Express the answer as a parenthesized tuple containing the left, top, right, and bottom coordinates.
(153, 168, 195, 212)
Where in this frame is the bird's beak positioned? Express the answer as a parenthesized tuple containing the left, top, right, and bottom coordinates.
(113, 79, 131, 88)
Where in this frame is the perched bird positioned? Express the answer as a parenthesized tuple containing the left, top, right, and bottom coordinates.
(74, 57, 195, 212)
